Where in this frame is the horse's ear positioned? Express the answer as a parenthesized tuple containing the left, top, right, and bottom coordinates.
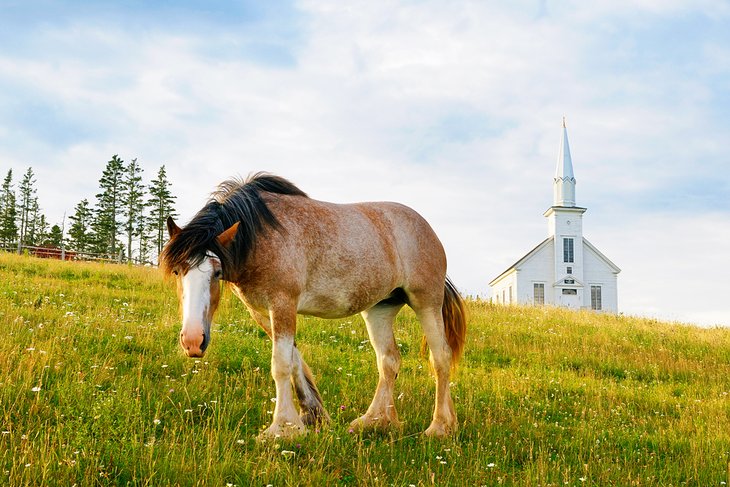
(217, 221, 239, 247)
(167, 217, 182, 238)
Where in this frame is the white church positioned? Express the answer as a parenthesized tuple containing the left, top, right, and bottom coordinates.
(489, 121, 621, 312)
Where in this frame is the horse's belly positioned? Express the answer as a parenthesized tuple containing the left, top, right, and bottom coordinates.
(296, 287, 387, 319)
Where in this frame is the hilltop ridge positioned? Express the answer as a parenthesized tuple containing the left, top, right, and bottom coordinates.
(1, 252, 729, 485)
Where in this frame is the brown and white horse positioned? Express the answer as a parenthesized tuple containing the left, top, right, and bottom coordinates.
(161, 174, 466, 439)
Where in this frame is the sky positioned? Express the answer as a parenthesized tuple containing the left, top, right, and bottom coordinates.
(0, 0, 729, 327)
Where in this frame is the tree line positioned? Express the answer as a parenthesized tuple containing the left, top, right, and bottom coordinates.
(0, 155, 177, 264)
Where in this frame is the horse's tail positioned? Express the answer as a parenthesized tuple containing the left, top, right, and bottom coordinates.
(442, 276, 467, 367)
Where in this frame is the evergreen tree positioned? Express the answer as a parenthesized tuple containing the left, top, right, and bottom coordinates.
(46, 224, 64, 247)
(135, 196, 153, 265)
(148, 165, 177, 259)
(25, 198, 47, 246)
(16, 167, 37, 248)
(92, 155, 125, 256)
(121, 158, 145, 262)
(68, 199, 94, 253)
(0, 170, 18, 248)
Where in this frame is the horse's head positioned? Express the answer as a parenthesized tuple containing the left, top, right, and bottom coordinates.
(164, 217, 239, 358)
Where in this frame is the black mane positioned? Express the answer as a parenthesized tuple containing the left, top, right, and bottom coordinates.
(160, 173, 307, 278)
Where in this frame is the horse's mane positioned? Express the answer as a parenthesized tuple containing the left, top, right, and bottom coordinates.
(160, 173, 308, 278)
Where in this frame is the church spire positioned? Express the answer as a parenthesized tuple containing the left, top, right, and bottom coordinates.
(553, 117, 576, 207)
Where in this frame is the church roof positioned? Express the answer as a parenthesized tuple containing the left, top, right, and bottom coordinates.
(488, 237, 552, 286)
(583, 238, 622, 274)
(488, 236, 621, 286)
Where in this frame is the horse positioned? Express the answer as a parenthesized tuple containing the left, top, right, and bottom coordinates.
(160, 173, 467, 439)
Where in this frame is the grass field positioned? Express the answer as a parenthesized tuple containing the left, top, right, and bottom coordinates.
(1, 251, 729, 486)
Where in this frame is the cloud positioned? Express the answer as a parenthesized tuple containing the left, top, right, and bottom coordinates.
(0, 0, 728, 326)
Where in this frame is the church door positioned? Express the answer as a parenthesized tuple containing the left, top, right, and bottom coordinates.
(559, 288, 580, 309)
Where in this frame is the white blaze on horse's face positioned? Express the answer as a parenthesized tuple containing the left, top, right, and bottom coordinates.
(178, 253, 223, 358)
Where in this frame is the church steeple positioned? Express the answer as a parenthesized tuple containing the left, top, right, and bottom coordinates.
(554, 117, 576, 207)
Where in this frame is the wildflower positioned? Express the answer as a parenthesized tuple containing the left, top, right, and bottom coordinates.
(340, 405, 345, 411)
(124, 336, 132, 340)
(31, 386, 41, 392)
(236, 439, 245, 445)
(184, 409, 193, 413)
(153, 419, 161, 425)
(487, 463, 495, 468)
(281, 450, 295, 457)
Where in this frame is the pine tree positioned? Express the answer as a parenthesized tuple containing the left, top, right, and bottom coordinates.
(46, 224, 64, 247)
(135, 196, 153, 265)
(92, 155, 125, 256)
(121, 158, 145, 262)
(16, 167, 37, 248)
(0, 170, 18, 249)
(25, 198, 47, 246)
(68, 199, 94, 253)
(148, 165, 177, 260)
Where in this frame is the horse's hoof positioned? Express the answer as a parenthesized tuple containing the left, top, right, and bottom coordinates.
(424, 420, 456, 438)
(257, 421, 306, 441)
(349, 414, 403, 432)
(301, 406, 331, 427)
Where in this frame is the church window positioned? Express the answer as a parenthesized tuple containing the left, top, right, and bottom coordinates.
(564, 278, 575, 284)
(591, 285, 602, 310)
(533, 283, 544, 305)
(563, 238, 574, 263)
(502, 289, 506, 304)
(567, 266, 572, 274)
(562, 289, 577, 295)
(509, 286, 513, 303)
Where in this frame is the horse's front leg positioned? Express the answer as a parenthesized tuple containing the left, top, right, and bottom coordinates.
(247, 307, 329, 427)
(259, 304, 307, 440)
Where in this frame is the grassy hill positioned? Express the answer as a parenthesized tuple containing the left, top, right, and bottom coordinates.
(0, 251, 729, 486)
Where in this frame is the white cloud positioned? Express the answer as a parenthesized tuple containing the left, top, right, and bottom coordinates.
(0, 1, 728, 326)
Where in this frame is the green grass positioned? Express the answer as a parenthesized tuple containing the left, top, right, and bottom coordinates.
(1, 251, 729, 486)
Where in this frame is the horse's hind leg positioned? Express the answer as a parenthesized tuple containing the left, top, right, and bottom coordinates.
(414, 306, 457, 437)
(350, 302, 404, 432)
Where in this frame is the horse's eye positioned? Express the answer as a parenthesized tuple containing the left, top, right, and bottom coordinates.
(214, 270, 223, 279)
(172, 269, 179, 276)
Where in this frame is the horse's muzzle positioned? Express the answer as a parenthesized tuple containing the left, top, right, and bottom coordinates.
(180, 330, 209, 357)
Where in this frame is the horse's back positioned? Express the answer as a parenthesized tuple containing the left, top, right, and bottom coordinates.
(260, 196, 446, 317)
(353, 200, 447, 274)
